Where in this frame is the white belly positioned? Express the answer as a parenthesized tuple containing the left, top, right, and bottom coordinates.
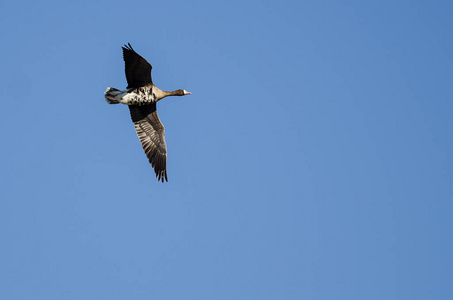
(119, 87, 156, 105)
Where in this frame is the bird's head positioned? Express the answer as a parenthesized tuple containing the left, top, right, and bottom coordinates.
(163, 89, 191, 98)
(180, 89, 191, 95)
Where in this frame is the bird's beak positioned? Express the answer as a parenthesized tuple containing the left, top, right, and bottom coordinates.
(184, 90, 191, 95)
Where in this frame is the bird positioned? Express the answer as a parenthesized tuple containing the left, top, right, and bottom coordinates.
(105, 43, 191, 182)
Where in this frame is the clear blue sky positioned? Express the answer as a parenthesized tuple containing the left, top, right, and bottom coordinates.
(1, 0, 452, 299)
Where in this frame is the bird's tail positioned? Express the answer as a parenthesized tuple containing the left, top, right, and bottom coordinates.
(104, 87, 122, 104)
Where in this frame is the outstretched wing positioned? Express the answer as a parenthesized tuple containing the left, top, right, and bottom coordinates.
(122, 43, 153, 88)
(129, 104, 168, 182)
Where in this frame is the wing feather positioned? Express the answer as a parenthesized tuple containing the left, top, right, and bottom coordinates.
(129, 104, 168, 182)
(122, 43, 153, 88)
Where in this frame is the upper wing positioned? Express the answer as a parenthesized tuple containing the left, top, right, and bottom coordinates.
(129, 104, 168, 182)
(122, 43, 153, 88)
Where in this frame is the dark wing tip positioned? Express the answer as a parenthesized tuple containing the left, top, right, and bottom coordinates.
(122, 43, 134, 51)
(156, 170, 168, 182)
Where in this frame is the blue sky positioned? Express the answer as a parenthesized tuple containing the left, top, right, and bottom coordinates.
(1, 0, 452, 299)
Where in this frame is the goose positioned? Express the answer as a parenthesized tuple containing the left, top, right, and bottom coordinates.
(105, 43, 191, 182)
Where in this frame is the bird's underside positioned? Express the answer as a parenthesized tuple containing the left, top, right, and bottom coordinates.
(104, 43, 190, 182)
(105, 85, 157, 105)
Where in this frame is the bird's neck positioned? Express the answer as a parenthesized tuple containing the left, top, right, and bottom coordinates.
(154, 86, 182, 101)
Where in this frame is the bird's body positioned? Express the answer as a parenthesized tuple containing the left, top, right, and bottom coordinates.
(105, 86, 156, 105)
(105, 43, 190, 182)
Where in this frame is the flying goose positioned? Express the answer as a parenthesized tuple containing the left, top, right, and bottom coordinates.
(105, 43, 191, 182)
